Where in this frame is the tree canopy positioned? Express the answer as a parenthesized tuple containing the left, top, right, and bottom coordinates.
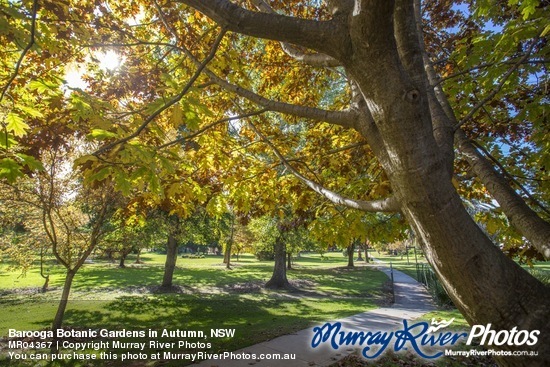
(1, 1, 549, 365)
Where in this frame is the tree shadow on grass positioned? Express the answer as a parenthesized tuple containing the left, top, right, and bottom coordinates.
(53, 294, 335, 366)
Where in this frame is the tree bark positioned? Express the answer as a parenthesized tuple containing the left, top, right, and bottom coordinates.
(223, 242, 231, 269)
(119, 253, 127, 268)
(161, 233, 178, 288)
(408, 0, 550, 259)
(345, 3, 550, 365)
(265, 236, 289, 289)
(346, 243, 355, 268)
(286, 252, 292, 270)
(41, 275, 50, 293)
(456, 131, 550, 258)
(51, 270, 76, 353)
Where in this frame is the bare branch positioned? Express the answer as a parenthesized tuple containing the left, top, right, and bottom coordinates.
(212, 75, 357, 128)
(154, 0, 180, 43)
(93, 29, 227, 156)
(87, 39, 354, 128)
(0, 0, 38, 103)
(247, 121, 399, 213)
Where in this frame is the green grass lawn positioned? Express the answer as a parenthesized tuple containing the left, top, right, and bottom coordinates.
(0, 251, 390, 366)
(3, 250, 544, 366)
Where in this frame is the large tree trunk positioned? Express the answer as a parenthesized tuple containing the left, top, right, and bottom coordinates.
(119, 254, 126, 268)
(161, 233, 178, 288)
(346, 4, 550, 364)
(51, 270, 76, 353)
(265, 236, 289, 289)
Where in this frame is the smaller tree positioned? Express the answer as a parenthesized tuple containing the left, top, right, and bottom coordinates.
(1, 147, 118, 351)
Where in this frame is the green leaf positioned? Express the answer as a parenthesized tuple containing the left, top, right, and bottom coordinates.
(0, 131, 17, 149)
(28, 80, 57, 94)
(73, 154, 99, 167)
(88, 129, 118, 140)
(17, 105, 44, 118)
(185, 111, 200, 130)
(86, 167, 112, 183)
(0, 158, 23, 183)
(145, 98, 167, 114)
(15, 154, 44, 171)
(114, 171, 132, 195)
(5, 112, 29, 137)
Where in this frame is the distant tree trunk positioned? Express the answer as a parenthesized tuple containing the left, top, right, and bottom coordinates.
(106, 249, 115, 262)
(51, 270, 76, 353)
(119, 252, 127, 268)
(287, 252, 292, 270)
(223, 215, 235, 269)
(357, 249, 363, 261)
(134, 249, 142, 264)
(347, 243, 355, 268)
(223, 242, 231, 269)
(41, 275, 50, 293)
(40, 247, 49, 292)
(161, 233, 178, 288)
(265, 236, 289, 289)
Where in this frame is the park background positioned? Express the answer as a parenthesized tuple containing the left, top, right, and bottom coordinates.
(1, 0, 549, 366)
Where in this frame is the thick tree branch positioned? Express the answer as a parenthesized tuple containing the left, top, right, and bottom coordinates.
(411, 0, 454, 173)
(250, 0, 341, 67)
(471, 140, 550, 217)
(247, 121, 399, 213)
(278, 43, 343, 67)
(0, 0, 38, 103)
(177, 0, 350, 60)
(210, 73, 357, 128)
(456, 130, 550, 259)
(179, 45, 357, 128)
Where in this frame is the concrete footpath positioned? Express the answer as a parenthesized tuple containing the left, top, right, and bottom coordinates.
(192, 263, 436, 367)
